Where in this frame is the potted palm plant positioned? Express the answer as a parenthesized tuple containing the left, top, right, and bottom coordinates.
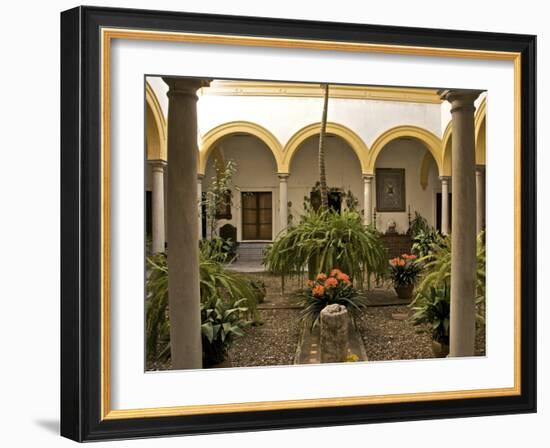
(389, 253, 422, 301)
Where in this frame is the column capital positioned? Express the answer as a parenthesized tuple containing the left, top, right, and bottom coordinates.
(439, 175, 451, 183)
(149, 159, 167, 171)
(475, 164, 486, 174)
(197, 173, 205, 181)
(277, 173, 290, 181)
(362, 174, 375, 182)
(163, 77, 211, 98)
(439, 89, 483, 113)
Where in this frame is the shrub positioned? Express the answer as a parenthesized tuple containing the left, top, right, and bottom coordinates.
(199, 236, 236, 264)
(411, 229, 445, 258)
(409, 211, 432, 237)
(249, 279, 267, 304)
(264, 210, 387, 289)
(415, 232, 485, 306)
(201, 297, 249, 367)
(145, 247, 259, 367)
(298, 269, 367, 330)
(145, 254, 170, 365)
(389, 254, 422, 288)
(410, 284, 450, 345)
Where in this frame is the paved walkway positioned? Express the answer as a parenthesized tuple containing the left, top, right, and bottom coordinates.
(226, 260, 266, 273)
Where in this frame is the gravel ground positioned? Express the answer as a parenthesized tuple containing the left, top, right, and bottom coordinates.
(229, 308, 301, 367)
(358, 305, 486, 361)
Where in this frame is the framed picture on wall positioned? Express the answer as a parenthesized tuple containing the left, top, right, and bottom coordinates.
(375, 168, 406, 212)
(61, 6, 536, 442)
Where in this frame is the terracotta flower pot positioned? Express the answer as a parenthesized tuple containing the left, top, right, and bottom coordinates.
(394, 284, 414, 301)
(431, 340, 450, 358)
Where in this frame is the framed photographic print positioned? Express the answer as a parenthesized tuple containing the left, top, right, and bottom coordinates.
(60, 6, 537, 442)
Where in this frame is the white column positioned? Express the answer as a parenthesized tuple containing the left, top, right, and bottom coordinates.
(363, 174, 374, 226)
(440, 89, 481, 358)
(150, 160, 166, 253)
(476, 165, 486, 235)
(278, 173, 289, 233)
(197, 174, 204, 239)
(440, 176, 450, 235)
(163, 77, 210, 369)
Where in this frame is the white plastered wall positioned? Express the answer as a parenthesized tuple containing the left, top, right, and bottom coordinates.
(374, 139, 440, 233)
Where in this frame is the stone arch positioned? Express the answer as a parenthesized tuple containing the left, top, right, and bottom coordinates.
(199, 121, 283, 174)
(419, 149, 437, 190)
(441, 97, 486, 175)
(281, 122, 369, 173)
(441, 121, 453, 176)
(145, 81, 167, 161)
(367, 125, 443, 175)
(475, 98, 487, 165)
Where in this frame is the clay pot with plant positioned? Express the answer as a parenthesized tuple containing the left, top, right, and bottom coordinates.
(389, 253, 422, 301)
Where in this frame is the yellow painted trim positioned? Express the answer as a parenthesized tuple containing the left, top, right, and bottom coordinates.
(441, 121, 453, 176)
(282, 122, 369, 173)
(419, 150, 435, 190)
(145, 82, 167, 160)
(441, 97, 487, 175)
(199, 121, 284, 174)
(203, 81, 442, 103)
(475, 98, 487, 165)
(367, 125, 443, 174)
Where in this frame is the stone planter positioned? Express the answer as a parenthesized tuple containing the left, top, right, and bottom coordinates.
(394, 284, 414, 301)
(431, 340, 450, 358)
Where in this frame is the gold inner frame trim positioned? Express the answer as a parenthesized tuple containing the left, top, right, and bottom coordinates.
(100, 27, 522, 421)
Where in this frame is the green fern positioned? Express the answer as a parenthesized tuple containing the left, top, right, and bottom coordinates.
(264, 209, 387, 289)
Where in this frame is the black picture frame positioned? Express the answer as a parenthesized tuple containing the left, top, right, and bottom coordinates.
(61, 6, 536, 442)
(376, 168, 406, 212)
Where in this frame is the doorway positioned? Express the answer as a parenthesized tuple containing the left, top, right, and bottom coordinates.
(241, 192, 273, 240)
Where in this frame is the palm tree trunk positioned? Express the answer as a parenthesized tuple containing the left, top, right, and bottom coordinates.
(318, 84, 329, 209)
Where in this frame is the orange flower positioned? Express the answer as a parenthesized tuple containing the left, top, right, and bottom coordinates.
(316, 273, 327, 281)
(312, 285, 325, 297)
(336, 272, 350, 283)
(325, 277, 338, 289)
(408, 254, 417, 260)
(306, 280, 314, 287)
(389, 258, 398, 267)
(398, 259, 406, 266)
(330, 268, 342, 277)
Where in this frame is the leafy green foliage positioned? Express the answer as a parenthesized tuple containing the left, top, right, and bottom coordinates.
(145, 244, 259, 367)
(202, 159, 237, 238)
(298, 269, 367, 330)
(249, 279, 267, 304)
(389, 254, 422, 287)
(409, 211, 432, 237)
(415, 232, 486, 306)
(264, 210, 387, 289)
(411, 229, 445, 258)
(201, 297, 249, 367)
(145, 254, 170, 364)
(199, 256, 259, 322)
(199, 236, 235, 264)
(410, 284, 450, 345)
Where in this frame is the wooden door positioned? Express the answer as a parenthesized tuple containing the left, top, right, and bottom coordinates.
(242, 192, 272, 240)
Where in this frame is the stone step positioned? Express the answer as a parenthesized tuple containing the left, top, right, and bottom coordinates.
(236, 243, 270, 261)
